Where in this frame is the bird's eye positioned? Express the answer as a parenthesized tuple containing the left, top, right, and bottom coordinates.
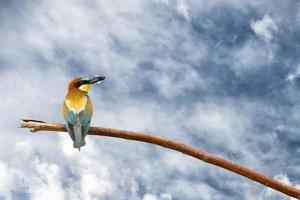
(75, 81, 81, 88)
(75, 80, 89, 88)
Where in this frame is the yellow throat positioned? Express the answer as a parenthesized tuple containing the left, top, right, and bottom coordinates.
(79, 84, 91, 92)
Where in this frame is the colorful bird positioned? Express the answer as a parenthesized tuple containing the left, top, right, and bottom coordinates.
(62, 76, 105, 150)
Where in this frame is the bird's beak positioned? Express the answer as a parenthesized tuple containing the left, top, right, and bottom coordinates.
(89, 76, 105, 84)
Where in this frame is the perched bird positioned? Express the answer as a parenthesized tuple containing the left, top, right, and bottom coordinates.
(62, 76, 105, 150)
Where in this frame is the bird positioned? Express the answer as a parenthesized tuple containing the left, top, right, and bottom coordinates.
(62, 76, 105, 151)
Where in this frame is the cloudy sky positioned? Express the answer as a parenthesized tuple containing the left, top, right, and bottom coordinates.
(0, 0, 300, 199)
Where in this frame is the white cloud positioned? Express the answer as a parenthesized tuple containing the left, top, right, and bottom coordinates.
(143, 194, 159, 200)
(287, 65, 300, 81)
(176, 0, 191, 21)
(250, 14, 278, 42)
(152, 60, 205, 99)
(78, 155, 113, 199)
(185, 103, 250, 142)
(160, 193, 172, 200)
(260, 174, 299, 200)
(0, 163, 14, 200)
(143, 193, 172, 200)
(28, 162, 65, 200)
(274, 174, 300, 200)
(167, 179, 219, 200)
(229, 39, 277, 74)
(0, 143, 66, 200)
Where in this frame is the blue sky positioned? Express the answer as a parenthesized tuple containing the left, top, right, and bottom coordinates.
(0, 0, 299, 199)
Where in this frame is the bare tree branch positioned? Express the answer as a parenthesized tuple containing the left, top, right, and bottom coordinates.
(19, 119, 300, 199)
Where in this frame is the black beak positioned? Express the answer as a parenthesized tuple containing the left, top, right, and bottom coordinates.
(89, 76, 105, 84)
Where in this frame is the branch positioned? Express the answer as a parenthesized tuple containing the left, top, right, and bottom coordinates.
(19, 119, 300, 199)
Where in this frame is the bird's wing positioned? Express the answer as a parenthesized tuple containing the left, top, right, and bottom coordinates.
(66, 122, 75, 142)
(76, 98, 93, 142)
(78, 98, 93, 125)
(62, 102, 78, 125)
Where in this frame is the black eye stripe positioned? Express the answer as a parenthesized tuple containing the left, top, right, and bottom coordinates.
(75, 80, 90, 88)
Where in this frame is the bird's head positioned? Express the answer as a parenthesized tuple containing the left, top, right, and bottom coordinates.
(68, 76, 105, 92)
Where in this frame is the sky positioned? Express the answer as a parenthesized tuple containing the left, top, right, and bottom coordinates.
(0, 0, 300, 199)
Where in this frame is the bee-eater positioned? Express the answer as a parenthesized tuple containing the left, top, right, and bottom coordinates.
(62, 76, 105, 150)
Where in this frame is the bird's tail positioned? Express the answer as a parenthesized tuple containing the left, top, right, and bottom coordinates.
(73, 123, 86, 151)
